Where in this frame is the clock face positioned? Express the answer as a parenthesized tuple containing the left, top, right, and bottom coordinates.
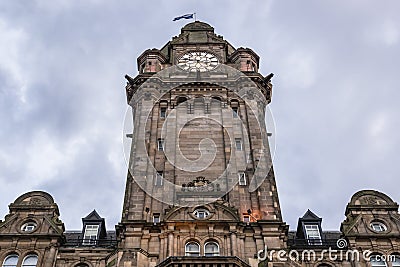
(177, 51, 219, 72)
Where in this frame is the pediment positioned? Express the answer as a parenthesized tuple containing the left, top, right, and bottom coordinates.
(0, 213, 64, 235)
(349, 190, 396, 207)
(170, 33, 189, 45)
(341, 214, 362, 235)
(13, 191, 54, 206)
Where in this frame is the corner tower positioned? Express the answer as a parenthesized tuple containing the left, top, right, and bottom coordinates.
(117, 21, 287, 267)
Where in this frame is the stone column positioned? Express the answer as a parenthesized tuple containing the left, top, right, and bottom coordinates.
(44, 244, 57, 267)
(168, 232, 174, 256)
(231, 232, 237, 256)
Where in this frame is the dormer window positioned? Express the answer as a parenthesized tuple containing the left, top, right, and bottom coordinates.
(81, 210, 107, 247)
(83, 225, 99, 245)
(304, 224, 322, 245)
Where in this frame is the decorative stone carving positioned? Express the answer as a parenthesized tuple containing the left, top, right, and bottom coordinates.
(181, 176, 221, 192)
(29, 197, 43, 206)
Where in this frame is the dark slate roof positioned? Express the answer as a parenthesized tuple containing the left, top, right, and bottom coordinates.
(63, 231, 117, 248)
(288, 230, 342, 249)
(289, 230, 341, 240)
(301, 209, 321, 220)
(64, 230, 116, 240)
(83, 209, 102, 220)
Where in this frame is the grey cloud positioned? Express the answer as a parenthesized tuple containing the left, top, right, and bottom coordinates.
(0, 0, 399, 231)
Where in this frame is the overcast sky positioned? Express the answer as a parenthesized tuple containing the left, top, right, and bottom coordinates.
(1, 0, 399, 231)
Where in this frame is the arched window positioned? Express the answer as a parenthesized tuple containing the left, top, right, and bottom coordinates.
(185, 242, 200, 256)
(370, 254, 387, 267)
(204, 241, 220, 256)
(2, 254, 19, 267)
(21, 254, 38, 267)
(317, 264, 332, 267)
(391, 255, 400, 267)
(75, 264, 89, 267)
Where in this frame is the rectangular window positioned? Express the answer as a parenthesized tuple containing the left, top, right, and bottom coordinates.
(160, 107, 167, 118)
(235, 138, 242, 150)
(243, 215, 250, 223)
(83, 225, 99, 245)
(238, 172, 247, 185)
(157, 138, 164, 151)
(155, 171, 163, 186)
(232, 107, 239, 118)
(305, 224, 322, 245)
(153, 213, 160, 223)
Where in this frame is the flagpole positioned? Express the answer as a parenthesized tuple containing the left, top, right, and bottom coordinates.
(194, 12, 197, 21)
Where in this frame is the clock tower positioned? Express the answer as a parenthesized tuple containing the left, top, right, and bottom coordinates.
(117, 21, 288, 267)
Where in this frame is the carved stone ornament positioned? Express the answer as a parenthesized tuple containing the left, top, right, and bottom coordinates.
(360, 195, 387, 205)
(29, 197, 43, 205)
(181, 176, 221, 192)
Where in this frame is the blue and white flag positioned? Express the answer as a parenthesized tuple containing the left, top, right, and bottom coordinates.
(173, 14, 194, 21)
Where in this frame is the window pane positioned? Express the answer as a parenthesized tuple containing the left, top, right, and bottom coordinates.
(2, 255, 19, 267)
(160, 108, 166, 118)
(155, 172, 163, 186)
(370, 255, 387, 267)
(158, 139, 164, 151)
(185, 242, 200, 256)
(205, 242, 219, 256)
(235, 139, 242, 150)
(305, 225, 321, 238)
(22, 255, 38, 267)
(392, 255, 400, 266)
(83, 225, 99, 245)
(371, 222, 386, 232)
(238, 172, 246, 185)
(153, 214, 160, 223)
(232, 107, 238, 118)
(21, 222, 37, 232)
(305, 225, 322, 245)
(194, 209, 209, 219)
